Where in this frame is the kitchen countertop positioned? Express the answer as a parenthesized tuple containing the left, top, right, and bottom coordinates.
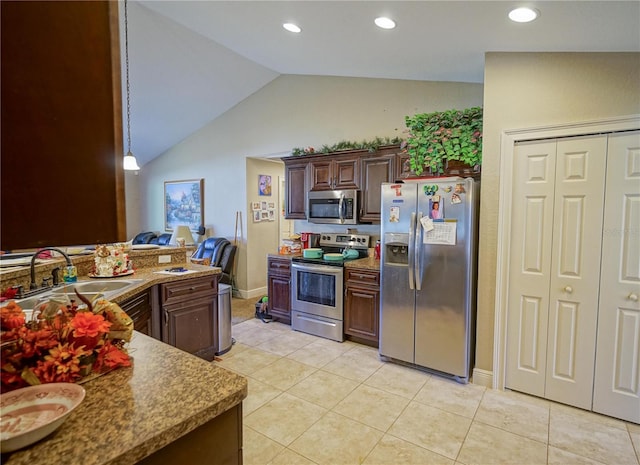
(0, 247, 221, 302)
(2, 332, 247, 465)
(343, 255, 381, 271)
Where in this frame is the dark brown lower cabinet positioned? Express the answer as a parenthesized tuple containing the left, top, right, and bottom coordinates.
(267, 256, 291, 324)
(159, 276, 219, 360)
(119, 289, 153, 336)
(138, 403, 242, 465)
(344, 268, 380, 347)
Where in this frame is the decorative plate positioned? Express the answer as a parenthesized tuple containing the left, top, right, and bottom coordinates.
(88, 270, 135, 279)
(0, 383, 86, 453)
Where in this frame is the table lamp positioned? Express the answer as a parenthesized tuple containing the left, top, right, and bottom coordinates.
(169, 225, 194, 246)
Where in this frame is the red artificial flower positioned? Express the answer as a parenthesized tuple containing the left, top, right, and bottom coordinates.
(0, 301, 25, 330)
(94, 341, 131, 371)
(1, 287, 19, 300)
(69, 311, 111, 350)
(33, 343, 90, 383)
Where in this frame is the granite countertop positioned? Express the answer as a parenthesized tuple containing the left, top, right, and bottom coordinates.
(343, 255, 381, 271)
(96, 264, 221, 304)
(2, 332, 248, 465)
(0, 247, 221, 302)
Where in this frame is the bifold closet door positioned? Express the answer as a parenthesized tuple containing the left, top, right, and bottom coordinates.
(592, 131, 640, 424)
(506, 135, 607, 410)
(505, 140, 557, 397)
(544, 136, 607, 409)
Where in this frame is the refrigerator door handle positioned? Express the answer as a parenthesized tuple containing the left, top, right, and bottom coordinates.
(415, 212, 424, 291)
(408, 212, 416, 290)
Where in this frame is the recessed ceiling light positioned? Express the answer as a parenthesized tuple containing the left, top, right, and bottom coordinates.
(283, 23, 301, 33)
(374, 17, 396, 29)
(508, 7, 539, 23)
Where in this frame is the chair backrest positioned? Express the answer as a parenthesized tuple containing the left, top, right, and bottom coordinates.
(157, 233, 172, 246)
(192, 237, 230, 266)
(218, 244, 237, 285)
(133, 231, 157, 245)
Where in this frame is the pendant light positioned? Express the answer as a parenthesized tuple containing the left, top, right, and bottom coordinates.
(123, 0, 140, 171)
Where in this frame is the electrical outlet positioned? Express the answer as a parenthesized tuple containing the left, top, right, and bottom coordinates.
(158, 255, 171, 264)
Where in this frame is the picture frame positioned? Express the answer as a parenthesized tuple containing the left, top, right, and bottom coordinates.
(258, 174, 272, 196)
(164, 179, 204, 232)
(251, 202, 261, 211)
(253, 210, 261, 222)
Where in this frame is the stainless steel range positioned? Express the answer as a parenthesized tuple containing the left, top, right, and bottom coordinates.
(291, 233, 370, 342)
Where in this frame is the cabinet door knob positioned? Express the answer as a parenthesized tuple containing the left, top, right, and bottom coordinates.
(564, 286, 573, 293)
(629, 293, 639, 302)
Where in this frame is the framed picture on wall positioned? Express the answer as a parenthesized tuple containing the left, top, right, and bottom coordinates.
(258, 174, 272, 196)
(164, 179, 204, 232)
(253, 210, 261, 222)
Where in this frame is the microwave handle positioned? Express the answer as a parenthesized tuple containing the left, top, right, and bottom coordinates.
(339, 192, 345, 224)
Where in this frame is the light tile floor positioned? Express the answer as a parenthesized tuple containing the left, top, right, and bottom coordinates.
(216, 319, 640, 465)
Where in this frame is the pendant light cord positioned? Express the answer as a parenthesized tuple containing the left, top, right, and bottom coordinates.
(124, 0, 132, 155)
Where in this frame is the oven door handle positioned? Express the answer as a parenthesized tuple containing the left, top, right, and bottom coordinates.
(292, 262, 344, 276)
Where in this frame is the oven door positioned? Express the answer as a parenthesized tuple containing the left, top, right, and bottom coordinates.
(291, 262, 344, 320)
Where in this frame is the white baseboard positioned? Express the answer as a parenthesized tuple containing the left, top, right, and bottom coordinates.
(472, 368, 493, 388)
(232, 287, 267, 300)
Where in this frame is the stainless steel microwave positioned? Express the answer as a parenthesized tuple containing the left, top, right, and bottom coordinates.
(308, 189, 358, 225)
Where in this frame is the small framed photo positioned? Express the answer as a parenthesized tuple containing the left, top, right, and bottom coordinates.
(268, 209, 275, 221)
(260, 211, 269, 220)
(268, 202, 275, 209)
(258, 174, 272, 196)
(261, 201, 267, 211)
(253, 210, 261, 222)
(251, 202, 260, 211)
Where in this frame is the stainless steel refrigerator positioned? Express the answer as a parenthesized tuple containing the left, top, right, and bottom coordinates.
(379, 177, 479, 383)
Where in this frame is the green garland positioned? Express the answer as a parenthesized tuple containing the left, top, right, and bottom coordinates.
(291, 136, 403, 156)
(405, 107, 483, 175)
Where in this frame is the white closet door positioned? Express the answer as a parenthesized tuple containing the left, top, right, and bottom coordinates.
(544, 136, 607, 409)
(506, 140, 557, 396)
(593, 131, 640, 423)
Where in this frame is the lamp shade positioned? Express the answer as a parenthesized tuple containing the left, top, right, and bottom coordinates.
(169, 225, 194, 246)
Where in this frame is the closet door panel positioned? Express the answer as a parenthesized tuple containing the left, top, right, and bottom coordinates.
(545, 136, 607, 409)
(593, 131, 640, 423)
(506, 141, 557, 396)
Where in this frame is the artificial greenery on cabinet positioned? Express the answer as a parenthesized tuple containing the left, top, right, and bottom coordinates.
(291, 136, 403, 156)
(404, 107, 483, 175)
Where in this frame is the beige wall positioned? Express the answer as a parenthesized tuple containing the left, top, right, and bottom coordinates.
(133, 75, 483, 297)
(476, 52, 640, 375)
(245, 158, 284, 295)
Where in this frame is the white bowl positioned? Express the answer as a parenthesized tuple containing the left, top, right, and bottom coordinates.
(0, 383, 86, 452)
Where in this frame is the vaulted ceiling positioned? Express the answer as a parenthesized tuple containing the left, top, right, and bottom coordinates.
(121, 1, 640, 166)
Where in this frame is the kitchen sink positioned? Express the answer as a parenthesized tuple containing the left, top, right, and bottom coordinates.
(1, 279, 144, 312)
(52, 279, 143, 294)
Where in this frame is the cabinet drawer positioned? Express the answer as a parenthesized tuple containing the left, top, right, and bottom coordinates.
(160, 276, 218, 306)
(268, 257, 291, 276)
(346, 268, 379, 287)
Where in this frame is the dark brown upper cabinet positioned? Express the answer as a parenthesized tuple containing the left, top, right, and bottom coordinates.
(1, 1, 126, 250)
